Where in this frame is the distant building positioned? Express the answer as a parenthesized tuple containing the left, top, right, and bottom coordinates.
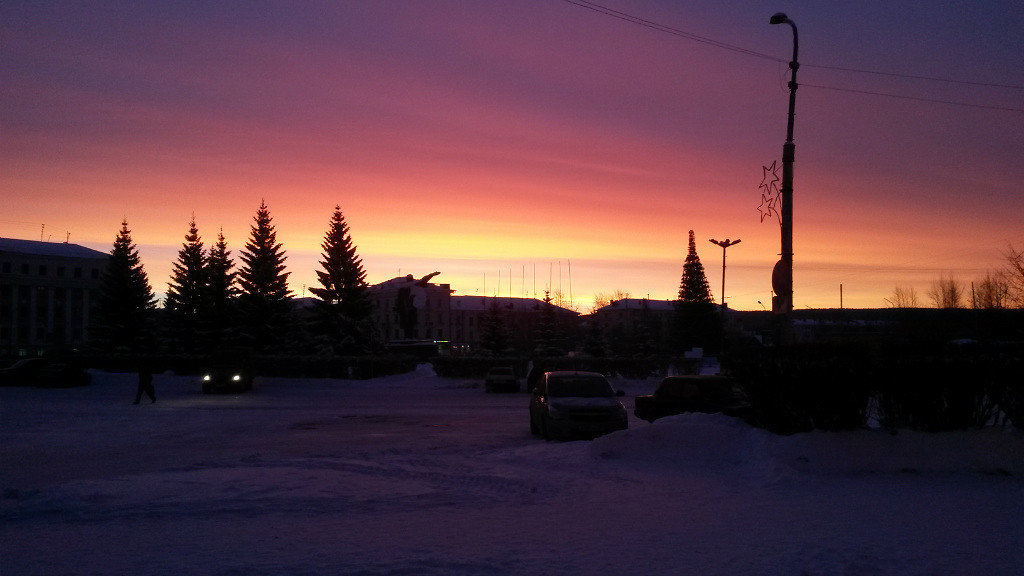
(368, 272, 578, 353)
(449, 295, 578, 352)
(0, 238, 108, 355)
(369, 273, 453, 343)
(591, 298, 677, 340)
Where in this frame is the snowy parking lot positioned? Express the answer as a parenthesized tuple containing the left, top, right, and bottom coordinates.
(3, 366, 1024, 575)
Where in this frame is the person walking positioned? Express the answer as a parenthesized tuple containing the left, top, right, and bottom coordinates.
(134, 360, 155, 404)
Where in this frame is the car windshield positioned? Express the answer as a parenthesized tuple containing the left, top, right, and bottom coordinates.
(547, 375, 614, 398)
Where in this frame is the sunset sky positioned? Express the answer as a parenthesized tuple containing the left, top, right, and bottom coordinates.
(3, 1, 1022, 311)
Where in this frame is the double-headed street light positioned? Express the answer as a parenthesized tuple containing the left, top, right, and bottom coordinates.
(770, 12, 798, 315)
(709, 238, 741, 307)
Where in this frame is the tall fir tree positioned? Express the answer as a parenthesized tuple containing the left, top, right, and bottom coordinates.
(673, 230, 721, 353)
(93, 220, 157, 353)
(678, 230, 713, 305)
(237, 200, 292, 352)
(206, 228, 239, 345)
(533, 290, 561, 356)
(164, 215, 208, 352)
(309, 206, 371, 352)
(480, 300, 509, 355)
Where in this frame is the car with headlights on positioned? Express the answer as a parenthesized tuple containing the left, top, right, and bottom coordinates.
(201, 348, 255, 394)
(529, 371, 627, 440)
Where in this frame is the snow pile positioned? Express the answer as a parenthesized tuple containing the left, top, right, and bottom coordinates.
(588, 413, 779, 480)
(589, 411, 1024, 480)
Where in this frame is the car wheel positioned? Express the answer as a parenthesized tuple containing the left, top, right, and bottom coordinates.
(540, 413, 551, 441)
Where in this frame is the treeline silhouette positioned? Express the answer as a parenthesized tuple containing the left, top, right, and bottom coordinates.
(89, 201, 376, 368)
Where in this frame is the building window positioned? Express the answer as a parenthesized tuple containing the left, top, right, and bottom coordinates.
(21, 263, 29, 274)
(1, 262, 10, 273)
(38, 265, 47, 276)
(91, 268, 100, 279)
(58, 266, 66, 278)
(74, 267, 82, 278)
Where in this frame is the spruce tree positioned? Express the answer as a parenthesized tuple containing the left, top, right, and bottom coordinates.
(533, 291, 561, 356)
(164, 215, 208, 352)
(206, 228, 239, 346)
(309, 206, 371, 353)
(480, 300, 509, 355)
(237, 200, 292, 352)
(93, 220, 156, 353)
(678, 230, 713, 305)
(673, 230, 721, 353)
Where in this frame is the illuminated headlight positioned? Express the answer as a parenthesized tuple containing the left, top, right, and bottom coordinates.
(203, 374, 211, 381)
(232, 374, 241, 381)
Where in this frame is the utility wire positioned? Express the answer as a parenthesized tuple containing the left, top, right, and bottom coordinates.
(560, 0, 782, 62)
(559, 0, 1024, 94)
(802, 83, 1024, 113)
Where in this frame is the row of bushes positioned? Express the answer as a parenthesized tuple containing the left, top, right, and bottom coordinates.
(430, 355, 704, 379)
(728, 343, 1024, 434)
(81, 353, 419, 380)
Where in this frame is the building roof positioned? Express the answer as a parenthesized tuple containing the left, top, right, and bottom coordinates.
(451, 295, 577, 315)
(0, 237, 108, 260)
(595, 298, 678, 313)
(370, 273, 451, 291)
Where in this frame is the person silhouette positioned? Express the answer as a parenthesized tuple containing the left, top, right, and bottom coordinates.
(134, 361, 155, 404)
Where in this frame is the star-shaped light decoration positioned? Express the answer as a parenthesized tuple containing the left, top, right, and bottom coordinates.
(757, 160, 781, 224)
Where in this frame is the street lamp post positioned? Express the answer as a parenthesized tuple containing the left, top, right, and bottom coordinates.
(709, 238, 741, 307)
(770, 12, 798, 315)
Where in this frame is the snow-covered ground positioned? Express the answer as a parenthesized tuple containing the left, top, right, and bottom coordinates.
(3, 366, 1023, 575)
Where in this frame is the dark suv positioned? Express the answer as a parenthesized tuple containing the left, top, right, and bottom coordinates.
(529, 371, 628, 440)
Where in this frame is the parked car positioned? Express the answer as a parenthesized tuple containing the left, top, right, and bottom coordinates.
(0, 358, 47, 386)
(202, 348, 255, 394)
(484, 366, 518, 393)
(529, 371, 628, 440)
(634, 375, 749, 423)
(0, 357, 91, 388)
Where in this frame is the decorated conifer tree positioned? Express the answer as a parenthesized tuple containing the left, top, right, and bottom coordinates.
(237, 200, 292, 352)
(309, 206, 371, 353)
(164, 215, 208, 352)
(93, 220, 156, 353)
(206, 228, 239, 346)
(678, 230, 713, 305)
(673, 230, 721, 353)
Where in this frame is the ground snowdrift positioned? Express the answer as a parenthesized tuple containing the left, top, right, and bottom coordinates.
(590, 412, 1024, 479)
(4, 370, 1024, 576)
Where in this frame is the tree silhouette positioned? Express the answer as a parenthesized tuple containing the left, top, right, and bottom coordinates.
(1003, 243, 1024, 308)
(93, 220, 156, 353)
(206, 228, 239, 345)
(928, 275, 963, 309)
(309, 206, 371, 352)
(480, 299, 509, 355)
(164, 215, 208, 352)
(884, 285, 919, 308)
(237, 200, 292, 352)
(678, 230, 713, 305)
(533, 291, 561, 356)
(673, 230, 720, 353)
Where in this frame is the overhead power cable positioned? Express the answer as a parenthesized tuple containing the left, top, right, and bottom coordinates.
(560, 0, 782, 63)
(802, 83, 1024, 113)
(558, 0, 1024, 93)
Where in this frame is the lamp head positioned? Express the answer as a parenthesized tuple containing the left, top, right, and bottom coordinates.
(770, 12, 789, 25)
